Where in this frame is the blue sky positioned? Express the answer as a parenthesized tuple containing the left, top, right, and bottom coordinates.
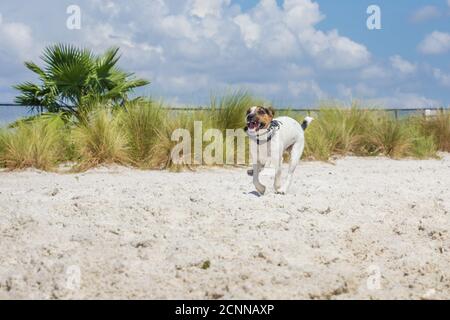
(0, 0, 450, 108)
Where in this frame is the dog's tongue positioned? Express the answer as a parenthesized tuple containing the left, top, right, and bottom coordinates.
(248, 122, 258, 129)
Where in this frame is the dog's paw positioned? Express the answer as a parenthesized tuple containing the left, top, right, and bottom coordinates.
(275, 188, 287, 195)
(256, 185, 266, 195)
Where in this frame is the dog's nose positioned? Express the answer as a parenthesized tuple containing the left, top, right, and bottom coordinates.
(247, 114, 256, 121)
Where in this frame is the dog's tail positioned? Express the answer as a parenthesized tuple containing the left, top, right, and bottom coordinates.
(301, 116, 314, 131)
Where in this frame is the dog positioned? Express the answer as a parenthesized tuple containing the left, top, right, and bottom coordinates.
(245, 106, 313, 195)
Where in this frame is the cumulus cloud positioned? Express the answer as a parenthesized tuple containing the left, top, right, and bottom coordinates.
(189, 0, 231, 18)
(368, 92, 441, 109)
(288, 80, 326, 100)
(0, 15, 39, 101)
(0, 0, 446, 107)
(410, 6, 441, 23)
(0, 17, 35, 59)
(224, 0, 371, 68)
(419, 31, 450, 54)
(72, 0, 371, 104)
(433, 68, 450, 87)
(390, 55, 416, 75)
(337, 83, 376, 100)
(360, 65, 388, 80)
(233, 14, 261, 48)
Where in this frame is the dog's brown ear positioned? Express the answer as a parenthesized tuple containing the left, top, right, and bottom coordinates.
(265, 107, 275, 118)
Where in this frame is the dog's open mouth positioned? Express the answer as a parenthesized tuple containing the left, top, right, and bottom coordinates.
(247, 120, 264, 131)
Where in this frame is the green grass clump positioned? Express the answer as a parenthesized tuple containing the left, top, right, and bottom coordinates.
(1, 95, 447, 171)
(149, 111, 200, 171)
(419, 111, 450, 152)
(72, 108, 129, 170)
(303, 106, 442, 161)
(119, 100, 166, 168)
(0, 114, 67, 170)
(367, 115, 412, 159)
(210, 90, 260, 130)
(303, 106, 373, 160)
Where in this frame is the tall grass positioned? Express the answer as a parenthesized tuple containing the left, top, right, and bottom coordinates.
(367, 114, 412, 159)
(0, 114, 67, 170)
(419, 112, 450, 152)
(149, 111, 209, 171)
(304, 106, 373, 160)
(72, 108, 129, 170)
(0, 93, 448, 171)
(210, 90, 260, 130)
(119, 100, 166, 168)
(304, 107, 446, 161)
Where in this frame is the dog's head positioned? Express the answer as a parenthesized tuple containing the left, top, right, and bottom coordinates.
(245, 106, 275, 133)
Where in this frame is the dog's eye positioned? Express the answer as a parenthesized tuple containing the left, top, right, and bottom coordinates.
(257, 109, 265, 115)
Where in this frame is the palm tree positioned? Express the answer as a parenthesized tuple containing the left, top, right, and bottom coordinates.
(14, 44, 149, 116)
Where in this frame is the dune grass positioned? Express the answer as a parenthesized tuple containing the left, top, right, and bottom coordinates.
(72, 108, 129, 170)
(118, 100, 166, 168)
(367, 114, 412, 158)
(149, 111, 200, 171)
(303, 107, 371, 160)
(0, 93, 448, 171)
(210, 90, 261, 130)
(419, 111, 450, 152)
(303, 107, 446, 161)
(0, 114, 68, 170)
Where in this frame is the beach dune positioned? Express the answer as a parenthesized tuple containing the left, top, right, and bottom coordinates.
(0, 155, 449, 299)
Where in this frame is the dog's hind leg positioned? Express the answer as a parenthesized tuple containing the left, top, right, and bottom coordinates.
(273, 151, 284, 194)
(278, 141, 304, 194)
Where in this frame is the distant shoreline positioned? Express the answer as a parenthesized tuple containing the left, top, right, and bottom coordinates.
(0, 106, 37, 125)
(1, 104, 448, 126)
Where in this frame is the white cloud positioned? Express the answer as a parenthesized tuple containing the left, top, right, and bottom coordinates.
(410, 6, 440, 23)
(368, 92, 441, 109)
(288, 80, 326, 99)
(360, 65, 388, 80)
(92, 0, 121, 17)
(419, 31, 450, 54)
(390, 55, 416, 75)
(283, 0, 324, 29)
(0, 0, 447, 107)
(433, 68, 450, 87)
(0, 19, 34, 57)
(299, 29, 370, 69)
(233, 14, 261, 48)
(189, 0, 230, 18)
(337, 83, 376, 100)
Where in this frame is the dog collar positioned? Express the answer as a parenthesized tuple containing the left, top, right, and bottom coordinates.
(248, 120, 282, 145)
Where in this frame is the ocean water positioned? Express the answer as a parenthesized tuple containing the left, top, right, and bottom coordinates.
(0, 106, 37, 126)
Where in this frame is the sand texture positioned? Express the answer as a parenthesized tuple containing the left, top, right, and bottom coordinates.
(0, 155, 449, 299)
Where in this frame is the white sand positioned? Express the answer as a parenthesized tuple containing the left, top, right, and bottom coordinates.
(0, 155, 449, 300)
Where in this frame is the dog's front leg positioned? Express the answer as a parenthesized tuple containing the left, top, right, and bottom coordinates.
(252, 163, 266, 195)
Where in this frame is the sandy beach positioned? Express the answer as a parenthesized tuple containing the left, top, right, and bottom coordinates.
(0, 155, 449, 300)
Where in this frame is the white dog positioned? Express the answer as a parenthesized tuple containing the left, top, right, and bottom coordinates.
(245, 106, 313, 195)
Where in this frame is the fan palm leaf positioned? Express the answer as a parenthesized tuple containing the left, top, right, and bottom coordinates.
(14, 44, 150, 119)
